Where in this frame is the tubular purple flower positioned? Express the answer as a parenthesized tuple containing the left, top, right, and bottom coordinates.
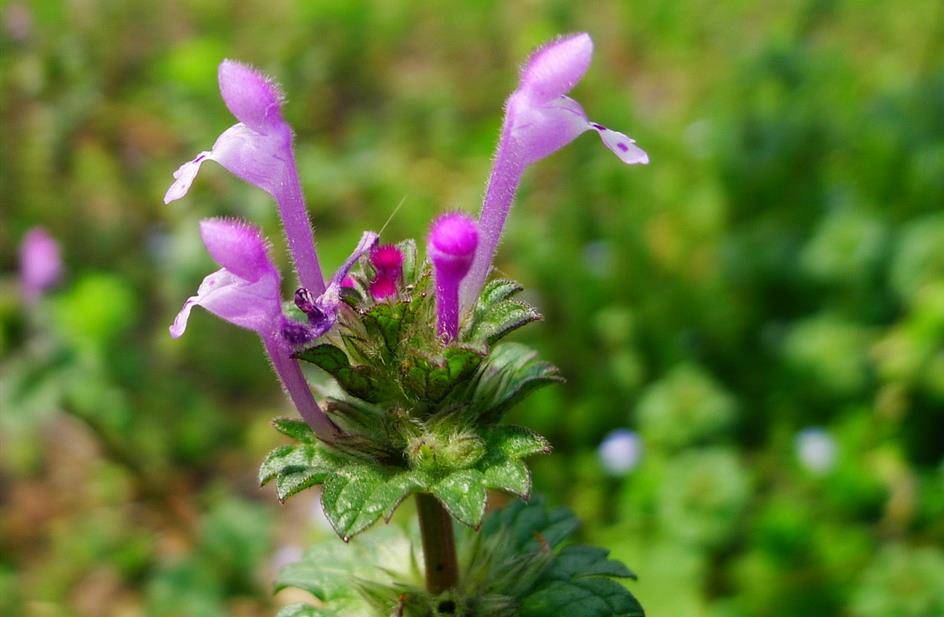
(19, 227, 62, 302)
(170, 217, 338, 440)
(164, 60, 326, 296)
(462, 33, 648, 307)
(428, 213, 478, 340)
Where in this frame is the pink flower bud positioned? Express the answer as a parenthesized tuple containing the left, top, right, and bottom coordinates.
(428, 213, 478, 340)
(369, 244, 403, 300)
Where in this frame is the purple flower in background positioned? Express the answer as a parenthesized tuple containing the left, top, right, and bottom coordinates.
(170, 217, 338, 440)
(368, 244, 403, 301)
(428, 213, 478, 340)
(164, 61, 326, 296)
(462, 33, 648, 306)
(19, 227, 62, 302)
(598, 429, 642, 475)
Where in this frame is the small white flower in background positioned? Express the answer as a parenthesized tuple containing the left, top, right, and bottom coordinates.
(795, 427, 837, 474)
(598, 429, 643, 475)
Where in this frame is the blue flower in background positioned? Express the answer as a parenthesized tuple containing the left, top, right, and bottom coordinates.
(599, 429, 643, 475)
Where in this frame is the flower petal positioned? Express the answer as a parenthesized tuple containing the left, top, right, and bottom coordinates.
(169, 268, 282, 338)
(591, 123, 649, 165)
(519, 33, 593, 102)
(218, 60, 285, 133)
(511, 95, 590, 165)
(199, 217, 276, 282)
(163, 152, 211, 204)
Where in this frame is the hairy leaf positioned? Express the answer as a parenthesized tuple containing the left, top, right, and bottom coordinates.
(469, 343, 564, 422)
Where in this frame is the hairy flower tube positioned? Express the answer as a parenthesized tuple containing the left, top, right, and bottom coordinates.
(170, 217, 338, 440)
(428, 213, 478, 340)
(19, 226, 62, 302)
(164, 60, 326, 296)
(462, 32, 649, 306)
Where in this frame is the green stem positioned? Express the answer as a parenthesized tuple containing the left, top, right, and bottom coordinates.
(416, 493, 459, 594)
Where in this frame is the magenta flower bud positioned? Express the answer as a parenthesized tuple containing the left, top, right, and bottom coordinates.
(369, 244, 403, 300)
(428, 213, 478, 340)
(19, 227, 62, 302)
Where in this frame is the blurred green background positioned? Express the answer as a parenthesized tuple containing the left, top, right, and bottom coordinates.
(2, 0, 944, 615)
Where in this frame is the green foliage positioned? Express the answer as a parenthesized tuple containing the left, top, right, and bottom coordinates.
(261, 419, 550, 535)
(276, 497, 642, 616)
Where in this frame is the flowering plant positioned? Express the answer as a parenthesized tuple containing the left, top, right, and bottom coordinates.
(166, 33, 647, 617)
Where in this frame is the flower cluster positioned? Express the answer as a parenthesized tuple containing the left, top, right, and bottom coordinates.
(166, 35, 646, 448)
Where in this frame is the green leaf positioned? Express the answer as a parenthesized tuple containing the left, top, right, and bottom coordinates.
(322, 465, 426, 541)
(485, 425, 552, 458)
(549, 545, 637, 580)
(470, 343, 564, 422)
(474, 426, 550, 498)
(479, 279, 525, 308)
(400, 344, 486, 403)
(481, 496, 580, 554)
(362, 303, 406, 358)
(467, 300, 541, 344)
(272, 417, 317, 443)
(295, 344, 390, 403)
(259, 445, 300, 485)
(520, 576, 645, 617)
(482, 457, 531, 496)
(295, 343, 350, 374)
(431, 469, 488, 528)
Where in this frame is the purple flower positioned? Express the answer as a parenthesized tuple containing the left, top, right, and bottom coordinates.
(368, 244, 403, 301)
(462, 33, 648, 306)
(19, 227, 62, 302)
(164, 60, 326, 297)
(170, 217, 338, 440)
(428, 213, 478, 340)
(295, 231, 378, 336)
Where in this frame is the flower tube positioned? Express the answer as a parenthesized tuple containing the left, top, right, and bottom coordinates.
(462, 33, 648, 307)
(164, 61, 326, 296)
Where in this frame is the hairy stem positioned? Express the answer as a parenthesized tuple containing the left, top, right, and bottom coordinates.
(416, 493, 459, 594)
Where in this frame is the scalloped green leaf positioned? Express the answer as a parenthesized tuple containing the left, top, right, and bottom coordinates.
(481, 457, 531, 496)
(431, 469, 488, 528)
(272, 417, 317, 443)
(322, 465, 426, 541)
(485, 425, 552, 458)
(470, 343, 564, 422)
(259, 445, 299, 485)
